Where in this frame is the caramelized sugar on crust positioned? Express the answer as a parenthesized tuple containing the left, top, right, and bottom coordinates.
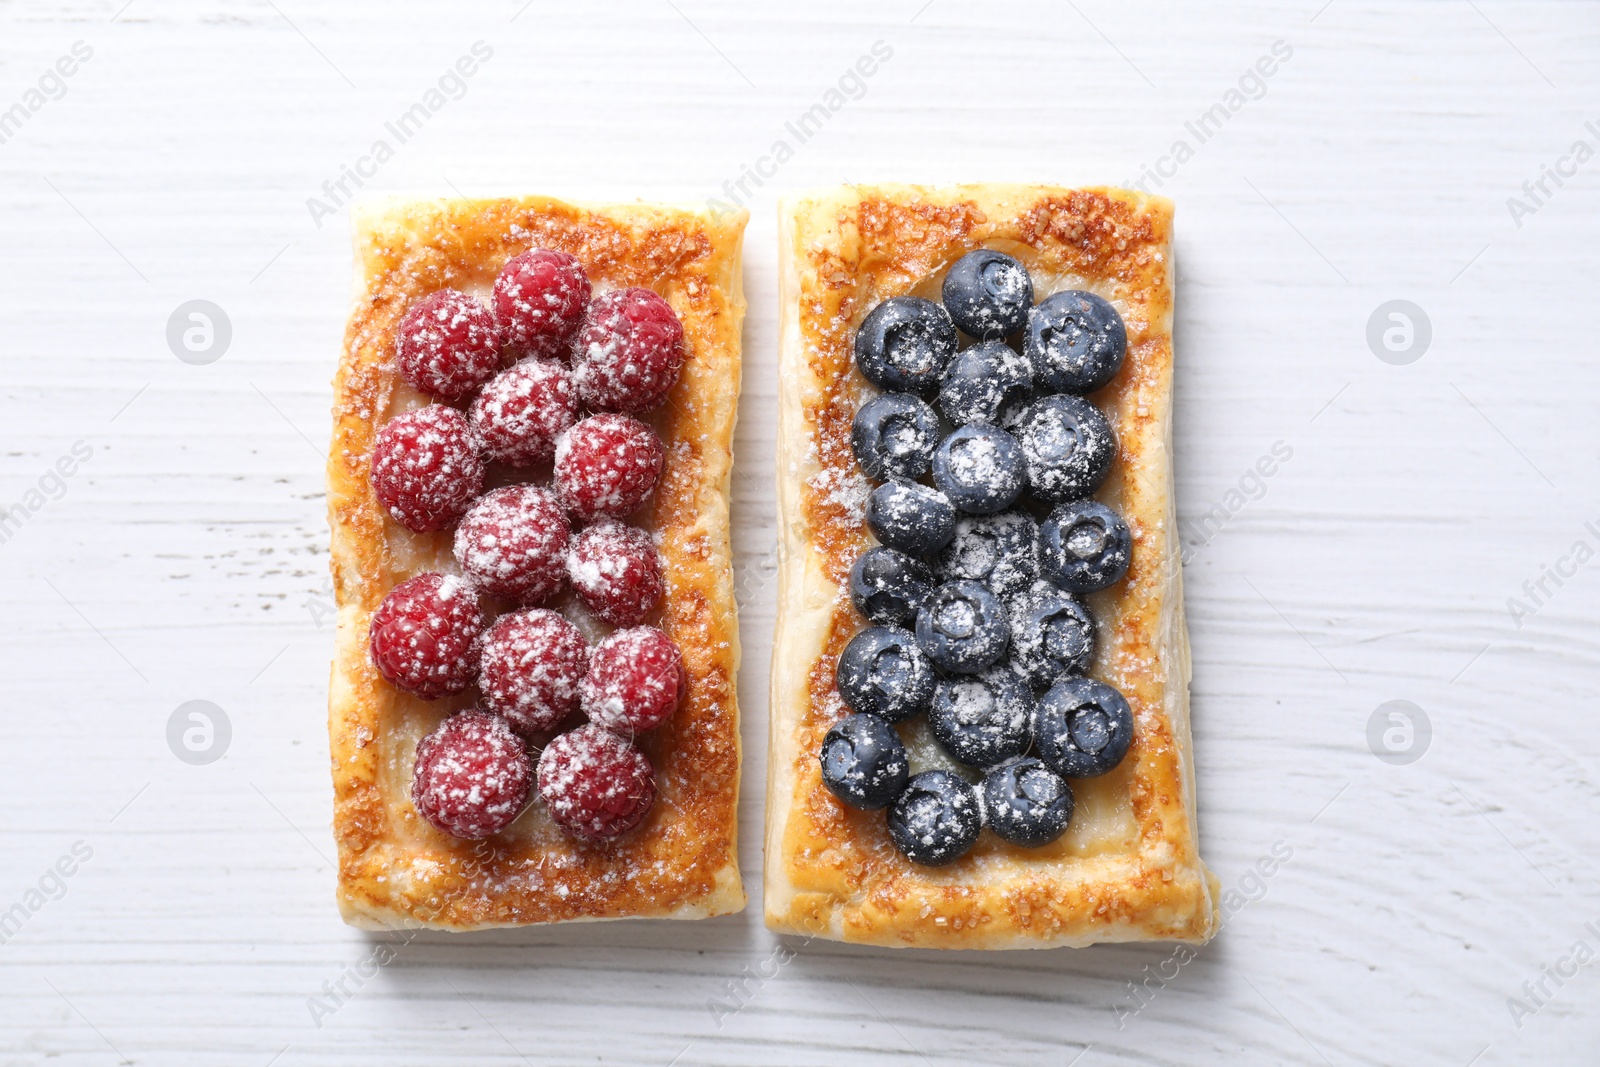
(328, 196, 746, 930)
(768, 184, 1217, 949)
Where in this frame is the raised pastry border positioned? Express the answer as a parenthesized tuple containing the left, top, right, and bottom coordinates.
(765, 183, 1217, 949)
(328, 195, 746, 930)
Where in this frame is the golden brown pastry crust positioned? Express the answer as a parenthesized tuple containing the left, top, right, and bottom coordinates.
(765, 184, 1217, 949)
(328, 196, 746, 930)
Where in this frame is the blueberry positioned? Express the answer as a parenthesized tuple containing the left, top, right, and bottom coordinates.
(886, 770, 983, 866)
(1033, 676, 1134, 779)
(855, 296, 958, 397)
(850, 547, 935, 627)
(1024, 290, 1127, 394)
(819, 713, 911, 810)
(915, 580, 1009, 674)
(983, 758, 1075, 847)
(835, 626, 936, 723)
(1012, 395, 1115, 505)
(851, 393, 940, 482)
(866, 482, 957, 558)
(1041, 500, 1131, 593)
(931, 424, 1026, 516)
(929, 667, 1034, 767)
(937, 510, 1040, 600)
(1008, 581, 1096, 689)
(941, 250, 1034, 340)
(938, 340, 1034, 427)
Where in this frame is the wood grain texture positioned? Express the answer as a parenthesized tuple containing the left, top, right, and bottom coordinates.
(1, 0, 1596, 1064)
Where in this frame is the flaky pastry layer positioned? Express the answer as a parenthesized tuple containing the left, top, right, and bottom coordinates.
(328, 196, 746, 930)
(766, 184, 1217, 949)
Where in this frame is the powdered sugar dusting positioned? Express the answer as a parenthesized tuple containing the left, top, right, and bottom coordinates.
(572, 287, 686, 415)
(535, 723, 656, 841)
(370, 404, 484, 532)
(479, 608, 589, 733)
(369, 572, 486, 699)
(553, 414, 666, 522)
(412, 710, 533, 839)
(581, 626, 684, 735)
(394, 288, 502, 401)
(470, 359, 576, 466)
(453, 484, 571, 603)
(491, 249, 590, 359)
(567, 520, 665, 627)
(938, 509, 1040, 599)
(808, 463, 869, 527)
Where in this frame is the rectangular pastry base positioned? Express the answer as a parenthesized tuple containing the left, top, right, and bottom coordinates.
(327, 195, 747, 930)
(765, 184, 1217, 949)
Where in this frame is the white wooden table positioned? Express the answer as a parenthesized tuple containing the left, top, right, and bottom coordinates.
(3, 1, 1597, 1063)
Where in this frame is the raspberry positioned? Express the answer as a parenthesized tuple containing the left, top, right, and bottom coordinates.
(412, 709, 533, 839)
(394, 289, 503, 402)
(581, 626, 684, 735)
(479, 608, 589, 734)
(470, 359, 576, 466)
(572, 288, 686, 415)
(369, 572, 484, 699)
(536, 723, 655, 841)
(553, 414, 665, 523)
(567, 521, 665, 627)
(453, 485, 571, 603)
(492, 249, 590, 359)
(370, 405, 485, 533)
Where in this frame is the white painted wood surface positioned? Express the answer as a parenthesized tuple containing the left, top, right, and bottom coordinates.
(2, 0, 1597, 1063)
